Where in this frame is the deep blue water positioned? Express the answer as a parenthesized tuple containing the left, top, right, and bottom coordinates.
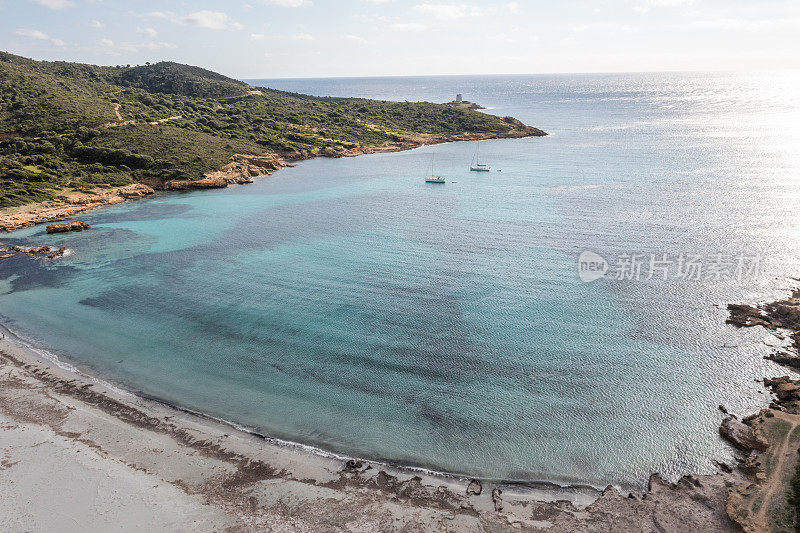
(2, 72, 800, 489)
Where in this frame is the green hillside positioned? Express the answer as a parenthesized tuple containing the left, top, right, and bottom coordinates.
(0, 52, 544, 208)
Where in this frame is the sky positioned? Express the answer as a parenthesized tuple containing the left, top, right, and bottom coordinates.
(2, 0, 800, 78)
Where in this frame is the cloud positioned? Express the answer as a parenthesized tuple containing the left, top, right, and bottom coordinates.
(137, 27, 158, 38)
(15, 28, 65, 46)
(29, 0, 74, 9)
(682, 17, 800, 32)
(259, 0, 312, 6)
(632, 0, 694, 13)
(344, 34, 366, 42)
(413, 3, 466, 21)
(411, 2, 507, 21)
(250, 33, 269, 40)
(391, 22, 428, 31)
(181, 11, 243, 30)
(290, 32, 314, 40)
(644, 0, 694, 5)
(89, 20, 105, 28)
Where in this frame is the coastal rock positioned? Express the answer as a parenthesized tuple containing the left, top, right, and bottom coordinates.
(343, 459, 363, 472)
(719, 415, 769, 452)
(0, 245, 67, 262)
(48, 246, 67, 259)
(766, 352, 800, 369)
(163, 177, 228, 190)
(46, 221, 91, 233)
(765, 376, 800, 413)
(0, 183, 154, 232)
(765, 292, 800, 330)
(466, 479, 482, 495)
(491, 487, 503, 511)
(117, 184, 155, 199)
(162, 154, 286, 190)
(727, 304, 772, 329)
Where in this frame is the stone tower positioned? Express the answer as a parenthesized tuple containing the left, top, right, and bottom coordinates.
(456, 94, 463, 103)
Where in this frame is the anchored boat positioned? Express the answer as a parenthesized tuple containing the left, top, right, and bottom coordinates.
(470, 145, 491, 172)
(425, 153, 446, 183)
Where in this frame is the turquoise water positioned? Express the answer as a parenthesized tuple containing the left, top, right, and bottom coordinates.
(2, 72, 800, 489)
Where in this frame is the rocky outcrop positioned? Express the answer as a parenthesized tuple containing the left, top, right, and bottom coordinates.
(727, 303, 772, 329)
(765, 376, 800, 412)
(466, 479, 482, 495)
(46, 221, 90, 233)
(728, 290, 800, 333)
(766, 352, 800, 369)
(719, 415, 769, 452)
(0, 245, 67, 262)
(0, 183, 154, 232)
(491, 487, 503, 511)
(162, 154, 286, 190)
(729, 290, 800, 355)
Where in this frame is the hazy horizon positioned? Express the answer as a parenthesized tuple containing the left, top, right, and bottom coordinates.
(3, 0, 800, 78)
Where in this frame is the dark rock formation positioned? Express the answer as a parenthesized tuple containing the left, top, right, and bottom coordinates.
(491, 487, 503, 511)
(466, 479, 482, 495)
(766, 352, 800, 369)
(765, 376, 800, 413)
(343, 459, 363, 472)
(726, 303, 772, 329)
(46, 221, 90, 233)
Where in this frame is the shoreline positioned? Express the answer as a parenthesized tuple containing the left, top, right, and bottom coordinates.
(0, 128, 546, 233)
(0, 321, 744, 531)
(7, 285, 800, 530)
(0, 320, 604, 497)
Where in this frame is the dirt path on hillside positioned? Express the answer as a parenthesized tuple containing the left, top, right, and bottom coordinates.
(102, 103, 181, 129)
(744, 411, 800, 532)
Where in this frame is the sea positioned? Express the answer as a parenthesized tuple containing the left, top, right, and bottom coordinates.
(2, 72, 799, 490)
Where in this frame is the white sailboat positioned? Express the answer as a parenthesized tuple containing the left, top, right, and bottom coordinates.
(425, 153, 446, 183)
(470, 145, 491, 172)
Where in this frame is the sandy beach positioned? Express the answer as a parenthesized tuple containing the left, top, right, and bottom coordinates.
(0, 331, 749, 532)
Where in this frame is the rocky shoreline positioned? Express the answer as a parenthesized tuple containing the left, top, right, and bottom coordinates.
(0, 183, 155, 232)
(0, 127, 545, 234)
(720, 289, 800, 532)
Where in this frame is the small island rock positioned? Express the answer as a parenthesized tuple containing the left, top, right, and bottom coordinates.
(46, 221, 91, 233)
